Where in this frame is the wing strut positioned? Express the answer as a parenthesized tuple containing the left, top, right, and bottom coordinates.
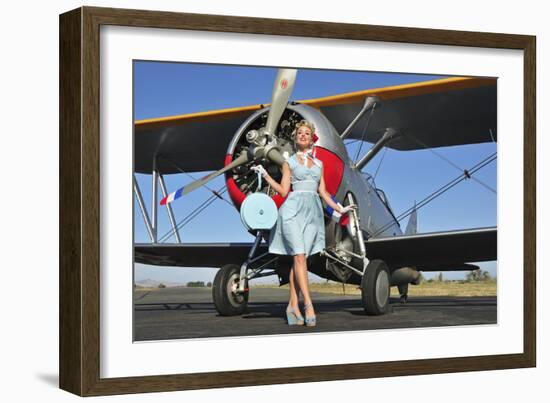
(133, 174, 155, 243)
(158, 174, 182, 243)
(134, 168, 183, 243)
(355, 128, 399, 170)
(340, 96, 379, 140)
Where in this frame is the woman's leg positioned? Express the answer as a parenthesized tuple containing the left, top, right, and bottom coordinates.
(287, 265, 300, 310)
(293, 254, 315, 317)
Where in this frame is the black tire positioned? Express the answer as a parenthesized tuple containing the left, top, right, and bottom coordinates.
(212, 264, 249, 316)
(361, 259, 391, 315)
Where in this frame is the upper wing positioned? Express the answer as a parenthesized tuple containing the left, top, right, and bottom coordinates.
(304, 77, 497, 150)
(364, 226, 497, 269)
(134, 76, 496, 174)
(135, 105, 263, 174)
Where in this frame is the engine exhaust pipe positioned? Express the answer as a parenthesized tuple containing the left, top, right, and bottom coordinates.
(391, 267, 421, 286)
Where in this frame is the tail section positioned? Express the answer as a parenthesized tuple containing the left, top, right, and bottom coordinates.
(405, 203, 417, 235)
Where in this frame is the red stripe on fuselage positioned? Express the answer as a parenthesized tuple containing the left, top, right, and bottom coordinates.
(314, 147, 344, 196)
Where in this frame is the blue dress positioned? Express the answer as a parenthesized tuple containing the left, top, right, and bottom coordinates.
(268, 153, 326, 257)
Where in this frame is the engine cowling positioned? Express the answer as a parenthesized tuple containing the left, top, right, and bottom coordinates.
(224, 104, 346, 212)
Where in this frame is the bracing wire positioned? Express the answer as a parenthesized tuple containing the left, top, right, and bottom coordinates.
(372, 147, 388, 181)
(155, 156, 263, 243)
(369, 152, 496, 238)
(159, 156, 234, 207)
(405, 133, 496, 194)
(353, 105, 376, 163)
(157, 185, 229, 243)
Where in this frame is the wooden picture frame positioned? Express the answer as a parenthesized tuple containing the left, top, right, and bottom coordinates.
(59, 6, 536, 396)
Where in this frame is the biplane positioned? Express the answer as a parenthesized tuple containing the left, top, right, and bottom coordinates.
(134, 68, 497, 316)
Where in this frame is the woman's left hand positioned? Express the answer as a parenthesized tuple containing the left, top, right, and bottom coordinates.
(339, 204, 357, 214)
(251, 165, 268, 177)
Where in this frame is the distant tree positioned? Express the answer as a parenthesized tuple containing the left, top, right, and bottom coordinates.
(417, 272, 425, 284)
(436, 272, 444, 282)
(466, 269, 492, 282)
(207, 282, 212, 287)
(187, 281, 206, 287)
(158, 283, 166, 288)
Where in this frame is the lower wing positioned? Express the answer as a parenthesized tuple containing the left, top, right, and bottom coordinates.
(135, 242, 264, 267)
(136, 227, 496, 271)
(364, 226, 496, 269)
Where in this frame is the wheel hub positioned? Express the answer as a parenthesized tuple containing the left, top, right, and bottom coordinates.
(375, 270, 390, 308)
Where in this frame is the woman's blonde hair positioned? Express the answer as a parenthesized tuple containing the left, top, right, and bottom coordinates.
(291, 120, 316, 145)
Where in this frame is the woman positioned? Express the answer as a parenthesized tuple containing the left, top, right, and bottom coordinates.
(252, 120, 355, 327)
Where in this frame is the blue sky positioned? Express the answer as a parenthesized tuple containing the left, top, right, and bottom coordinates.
(133, 61, 497, 283)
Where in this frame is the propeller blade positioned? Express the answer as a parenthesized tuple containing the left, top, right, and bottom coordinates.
(266, 147, 285, 166)
(161, 151, 249, 204)
(265, 69, 297, 136)
(160, 69, 297, 206)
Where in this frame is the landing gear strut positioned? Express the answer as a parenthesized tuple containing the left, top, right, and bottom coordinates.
(212, 231, 280, 316)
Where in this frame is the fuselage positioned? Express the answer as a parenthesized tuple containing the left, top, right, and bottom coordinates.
(224, 103, 402, 241)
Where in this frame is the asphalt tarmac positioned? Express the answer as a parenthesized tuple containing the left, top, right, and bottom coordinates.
(133, 287, 497, 341)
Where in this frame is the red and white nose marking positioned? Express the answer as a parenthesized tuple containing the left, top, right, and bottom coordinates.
(224, 147, 345, 212)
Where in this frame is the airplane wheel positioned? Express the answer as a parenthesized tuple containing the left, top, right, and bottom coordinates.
(361, 259, 391, 315)
(212, 264, 249, 316)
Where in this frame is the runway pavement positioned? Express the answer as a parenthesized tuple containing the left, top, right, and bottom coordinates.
(133, 287, 496, 341)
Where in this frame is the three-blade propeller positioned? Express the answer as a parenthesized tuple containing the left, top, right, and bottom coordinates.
(161, 68, 297, 205)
